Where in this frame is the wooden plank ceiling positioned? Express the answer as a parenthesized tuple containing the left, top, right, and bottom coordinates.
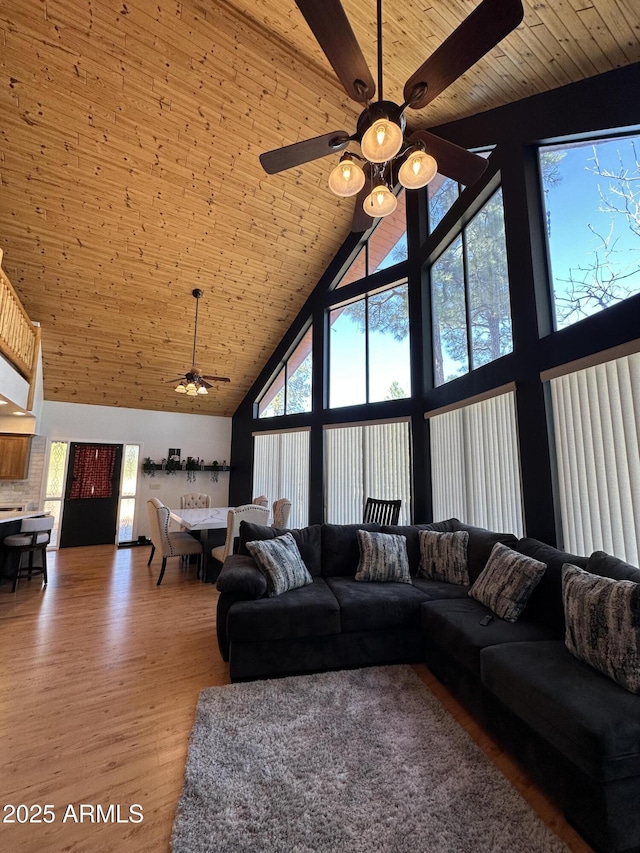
(0, 0, 638, 416)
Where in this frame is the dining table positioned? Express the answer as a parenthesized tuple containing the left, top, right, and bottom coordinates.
(169, 506, 234, 582)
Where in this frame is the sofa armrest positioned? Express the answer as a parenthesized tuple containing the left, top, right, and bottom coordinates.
(216, 554, 267, 599)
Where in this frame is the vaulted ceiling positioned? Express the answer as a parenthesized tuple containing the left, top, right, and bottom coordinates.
(1, 0, 638, 416)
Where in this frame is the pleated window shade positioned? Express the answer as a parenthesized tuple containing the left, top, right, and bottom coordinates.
(429, 391, 524, 536)
(325, 421, 412, 524)
(253, 430, 310, 528)
(549, 353, 640, 565)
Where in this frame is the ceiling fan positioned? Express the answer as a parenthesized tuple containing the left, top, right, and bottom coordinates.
(260, 0, 523, 230)
(168, 289, 231, 396)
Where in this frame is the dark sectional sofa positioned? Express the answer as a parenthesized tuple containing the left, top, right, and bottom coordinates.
(215, 518, 640, 853)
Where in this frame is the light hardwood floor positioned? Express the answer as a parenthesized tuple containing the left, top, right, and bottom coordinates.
(0, 545, 593, 853)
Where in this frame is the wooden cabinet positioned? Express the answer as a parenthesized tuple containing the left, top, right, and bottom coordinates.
(0, 434, 32, 480)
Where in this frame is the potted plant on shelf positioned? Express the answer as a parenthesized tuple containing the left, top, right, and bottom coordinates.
(185, 457, 200, 483)
(142, 457, 156, 477)
(164, 456, 181, 475)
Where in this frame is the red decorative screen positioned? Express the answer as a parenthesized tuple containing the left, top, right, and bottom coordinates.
(69, 445, 118, 500)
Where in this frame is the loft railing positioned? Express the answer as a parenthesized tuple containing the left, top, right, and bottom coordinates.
(0, 248, 40, 407)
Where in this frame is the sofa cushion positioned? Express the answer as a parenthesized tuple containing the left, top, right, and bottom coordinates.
(216, 553, 267, 599)
(412, 577, 471, 599)
(227, 577, 341, 642)
(246, 532, 313, 598)
(481, 640, 640, 782)
(321, 523, 381, 577)
(354, 530, 412, 584)
(326, 575, 432, 633)
(469, 543, 546, 623)
(586, 550, 640, 583)
(380, 521, 458, 574)
(563, 563, 640, 694)
(421, 598, 555, 676)
(513, 538, 587, 633)
(448, 520, 519, 582)
(417, 530, 470, 585)
(238, 522, 322, 576)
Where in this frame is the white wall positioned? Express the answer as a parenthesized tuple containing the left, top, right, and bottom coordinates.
(39, 401, 232, 539)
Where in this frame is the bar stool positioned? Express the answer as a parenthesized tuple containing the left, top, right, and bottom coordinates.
(2, 516, 54, 592)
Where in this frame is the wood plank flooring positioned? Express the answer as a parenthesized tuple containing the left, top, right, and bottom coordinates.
(0, 544, 593, 852)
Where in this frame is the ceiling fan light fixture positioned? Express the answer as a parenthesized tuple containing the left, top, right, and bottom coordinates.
(398, 150, 438, 189)
(196, 385, 208, 395)
(363, 183, 397, 218)
(360, 118, 403, 163)
(328, 154, 366, 197)
(175, 383, 187, 393)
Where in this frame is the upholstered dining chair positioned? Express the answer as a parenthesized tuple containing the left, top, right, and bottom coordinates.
(252, 495, 268, 508)
(272, 498, 291, 529)
(146, 498, 203, 586)
(2, 515, 55, 593)
(211, 504, 270, 566)
(180, 492, 211, 509)
(363, 497, 402, 526)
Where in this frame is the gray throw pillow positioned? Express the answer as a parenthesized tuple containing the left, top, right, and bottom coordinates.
(469, 542, 546, 622)
(562, 563, 640, 694)
(246, 532, 313, 597)
(355, 530, 411, 584)
(417, 530, 470, 585)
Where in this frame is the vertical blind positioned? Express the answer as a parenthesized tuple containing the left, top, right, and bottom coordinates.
(549, 353, 640, 564)
(253, 429, 310, 528)
(325, 420, 411, 524)
(429, 391, 524, 536)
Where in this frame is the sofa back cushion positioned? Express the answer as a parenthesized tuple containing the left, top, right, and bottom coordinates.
(238, 522, 322, 577)
(448, 520, 518, 582)
(586, 550, 640, 583)
(514, 537, 588, 633)
(320, 523, 381, 577)
(381, 521, 458, 575)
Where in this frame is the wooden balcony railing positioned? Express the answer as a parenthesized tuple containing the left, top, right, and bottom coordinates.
(0, 249, 40, 407)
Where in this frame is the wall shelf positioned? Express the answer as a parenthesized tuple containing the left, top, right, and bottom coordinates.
(142, 462, 231, 475)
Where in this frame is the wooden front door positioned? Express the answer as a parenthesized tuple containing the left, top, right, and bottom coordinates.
(59, 443, 123, 548)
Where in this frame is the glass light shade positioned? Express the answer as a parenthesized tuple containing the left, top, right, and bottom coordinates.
(363, 184, 398, 218)
(360, 119, 403, 163)
(186, 387, 198, 396)
(186, 382, 196, 392)
(175, 384, 187, 393)
(398, 151, 438, 189)
(196, 385, 208, 395)
(328, 157, 366, 197)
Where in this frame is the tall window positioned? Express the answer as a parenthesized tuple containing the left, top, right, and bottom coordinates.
(257, 329, 312, 418)
(547, 350, 640, 564)
(539, 133, 640, 330)
(429, 390, 524, 536)
(43, 440, 69, 548)
(329, 282, 411, 407)
(118, 444, 140, 544)
(325, 420, 411, 524)
(253, 429, 310, 527)
(430, 188, 513, 386)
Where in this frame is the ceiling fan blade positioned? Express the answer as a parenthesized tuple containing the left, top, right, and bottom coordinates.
(166, 377, 186, 384)
(201, 375, 231, 383)
(260, 131, 350, 175)
(408, 131, 489, 186)
(295, 0, 375, 104)
(403, 0, 524, 111)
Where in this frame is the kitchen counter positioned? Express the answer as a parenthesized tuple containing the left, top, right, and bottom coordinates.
(0, 510, 51, 524)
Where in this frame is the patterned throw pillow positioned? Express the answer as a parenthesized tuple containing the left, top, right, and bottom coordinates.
(355, 530, 412, 584)
(246, 532, 313, 598)
(562, 563, 640, 694)
(417, 530, 470, 585)
(469, 542, 546, 622)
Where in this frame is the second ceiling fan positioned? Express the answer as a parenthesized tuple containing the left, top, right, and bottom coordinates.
(260, 0, 524, 230)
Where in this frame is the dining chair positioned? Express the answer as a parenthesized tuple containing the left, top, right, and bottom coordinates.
(146, 498, 203, 586)
(180, 493, 211, 509)
(2, 515, 55, 593)
(252, 495, 268, 508)
(363, 497, 402, 526)
(211, 504, 270, 566)
(272, 498, 292, 529)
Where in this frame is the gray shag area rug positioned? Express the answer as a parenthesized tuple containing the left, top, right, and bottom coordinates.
(172, 665, 568, 853)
